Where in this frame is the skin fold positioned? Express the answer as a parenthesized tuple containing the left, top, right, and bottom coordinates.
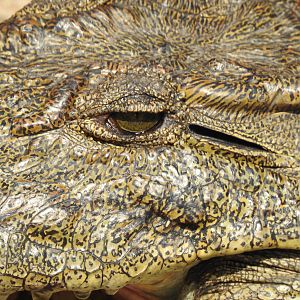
(0, 0, 299, 299)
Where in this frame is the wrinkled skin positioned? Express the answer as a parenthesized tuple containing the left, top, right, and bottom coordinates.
(0, 0, 299, 299)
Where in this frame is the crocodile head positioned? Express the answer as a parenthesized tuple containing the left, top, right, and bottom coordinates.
(0, 0, 299, 299)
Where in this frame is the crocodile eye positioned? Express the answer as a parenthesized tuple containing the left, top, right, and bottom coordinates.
(107, 112, 164, 135)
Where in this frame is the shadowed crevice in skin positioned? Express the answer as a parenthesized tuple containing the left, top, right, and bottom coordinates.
(179, 249, 300, 300)
(188, 124, 266, 151)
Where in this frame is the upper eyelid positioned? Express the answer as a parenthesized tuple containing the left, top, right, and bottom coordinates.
(79, 103, 169, 118)
(76, 92, 177, 118)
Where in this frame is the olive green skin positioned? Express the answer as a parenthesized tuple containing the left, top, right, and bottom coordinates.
(0, 0, 299, 299)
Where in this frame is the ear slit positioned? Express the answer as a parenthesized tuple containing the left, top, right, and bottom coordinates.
(188, 124, 265, 151)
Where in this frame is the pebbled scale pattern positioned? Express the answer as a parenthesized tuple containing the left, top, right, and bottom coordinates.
(0, 0, 299, 299)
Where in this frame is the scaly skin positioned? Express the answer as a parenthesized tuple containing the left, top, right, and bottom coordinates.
(0, 0, 299, 299)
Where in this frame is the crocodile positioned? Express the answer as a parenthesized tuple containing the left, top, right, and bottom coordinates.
(0, 0, 299, 299)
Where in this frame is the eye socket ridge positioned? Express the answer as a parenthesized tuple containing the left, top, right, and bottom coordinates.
(106, 111, 165, 135)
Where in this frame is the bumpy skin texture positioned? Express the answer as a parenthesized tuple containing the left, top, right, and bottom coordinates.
(0, 0, 299, 299)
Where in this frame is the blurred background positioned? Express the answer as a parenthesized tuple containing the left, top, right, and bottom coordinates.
(0, 0, 30, 21)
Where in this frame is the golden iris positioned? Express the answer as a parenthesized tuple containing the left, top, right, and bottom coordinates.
(108, 112, 163, 134)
